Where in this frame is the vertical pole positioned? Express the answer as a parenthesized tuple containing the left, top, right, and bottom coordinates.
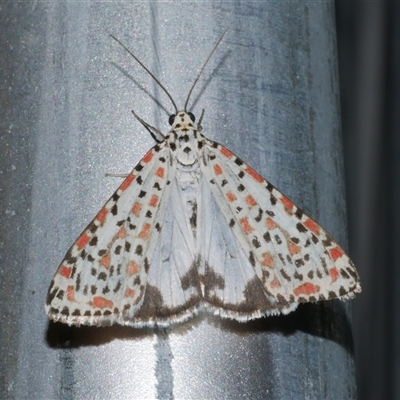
(0, 2, 356, 398)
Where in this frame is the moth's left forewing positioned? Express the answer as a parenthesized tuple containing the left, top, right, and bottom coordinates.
(202, 139, 361, 311)
(46, 144, 173, 327)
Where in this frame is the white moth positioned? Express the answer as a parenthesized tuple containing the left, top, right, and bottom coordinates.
(46, 30, 361, 327)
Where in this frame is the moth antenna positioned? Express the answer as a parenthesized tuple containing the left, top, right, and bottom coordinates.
(184, 27, 229, 112)
(110, 34, 178, 114)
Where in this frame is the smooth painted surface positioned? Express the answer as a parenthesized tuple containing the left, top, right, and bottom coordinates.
(0, 2, 356, 399)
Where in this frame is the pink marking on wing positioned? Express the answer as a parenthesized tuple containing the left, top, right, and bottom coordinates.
(245, 166, 263, 183)
(132, 202, 142, 217)
(240, 217, 254, 234)
(149, 194, 159, 207)
(226, 191, 237, 202)
(213, 164, 223, 175)
(139, 223, 151, 240)
(90, 296, 113, 309)
(262, 252, 274, 268)
(288, 242, 300, 255)
(76, 233, 90, 249)
(59, 266, 72, 279)
(127, 261, 139, 275)
(142, 151, 154, 163)
(304, 218, 320, 235)
(280, 196, 294, 211)
(220, 147, 233, 158)
(294, 282, 320, 296)
(120, 174, 135, 191)
(124, 288, 135, 298)
(155, 166, 165, 178)
(96, 208, 108, 223)
(329, 247, 344, 261)
(270, 278, 281, 288)
(266, 217, 277, 230)
(100, 254, 110, 268)
(329, 267, 339, 283)
(117, 226, 127, 239)
(245, 195, 257, 208)
(66, 285, 75, 301)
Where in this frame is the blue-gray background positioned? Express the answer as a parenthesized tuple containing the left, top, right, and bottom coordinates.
(0, 1, 393, 399)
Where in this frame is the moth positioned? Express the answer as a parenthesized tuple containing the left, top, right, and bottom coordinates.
(46, 30, 361, 327)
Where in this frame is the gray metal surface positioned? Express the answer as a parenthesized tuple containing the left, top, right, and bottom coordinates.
(0, 1, 356, 399)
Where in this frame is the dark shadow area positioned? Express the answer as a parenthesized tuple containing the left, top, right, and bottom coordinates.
(46, 321, 151, 348)
(336, 2, 400, 399)
(218, 301, 354, 354)
(46, 299, 354, 356)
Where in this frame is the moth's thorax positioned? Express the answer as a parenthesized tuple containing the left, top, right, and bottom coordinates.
(168, 111, 203, 167)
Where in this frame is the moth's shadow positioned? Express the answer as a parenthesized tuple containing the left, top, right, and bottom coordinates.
(46, 300, 354, 355)
(45, 321, 152, 348)
(218, 300, 355, 355)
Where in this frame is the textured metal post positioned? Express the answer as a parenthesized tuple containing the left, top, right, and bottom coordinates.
(0, 2, 357, 399)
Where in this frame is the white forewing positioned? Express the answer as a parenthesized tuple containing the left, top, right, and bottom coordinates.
(46, 143, 174, 326)
(200, 139, 360, 311)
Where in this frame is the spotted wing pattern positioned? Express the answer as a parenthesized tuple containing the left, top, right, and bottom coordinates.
(46, 143, 180, 327)
(198, 139, 360, 318)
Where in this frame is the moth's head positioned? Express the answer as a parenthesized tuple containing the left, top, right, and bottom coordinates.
(168, 111, 196, 131)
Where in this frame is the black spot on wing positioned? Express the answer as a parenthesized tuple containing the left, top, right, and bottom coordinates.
(252, 237, 261, 248)
(76, 274, 81, 291)
(46, 282, 57, 306)
(135, 164, 144, 172)
(89, 236, 98, 246)
(296, 223, 307, 233)
(255, 208, 263, 222)
(98, 272, 107, 281)
(114, 245, 122, 255)
(135, 245, 143, 256)
(263, 232, 271, 242)
(249, 251, 256, 267)
(295, 208, 303, 219)
(111, 204, 118, 215)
